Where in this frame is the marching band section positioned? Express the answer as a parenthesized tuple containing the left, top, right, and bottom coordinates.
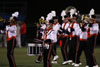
(32, 6, 99, 67)
(0, 6, 99, 67)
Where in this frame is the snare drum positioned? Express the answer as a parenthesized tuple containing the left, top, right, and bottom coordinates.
(27, 43, 42, 56)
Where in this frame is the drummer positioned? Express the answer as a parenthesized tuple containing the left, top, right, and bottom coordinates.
(43, 23, 57, 67)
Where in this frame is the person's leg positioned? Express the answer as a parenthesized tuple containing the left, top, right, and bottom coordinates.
(84, 41, 92, 67)
(88, 36, 97, 66)
(36, 46, 44, 63)
(91, 36, 97, 66)
(7, 39, 16, 67)
(43, 43, 52, 67)
(74, 37, 80, 64)
(47, 44, 52, 67)
(51, 43, 56, 57)
(61, 37, 68, 61)
(68, 38, 73, 61)
(72, 37, 78, 63)
(51, 43, 59, 63)
(43, 49, 48, 67)
(75, 41, 83, 64)
(53, 43, 57, 55)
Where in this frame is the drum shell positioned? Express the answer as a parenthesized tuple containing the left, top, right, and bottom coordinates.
(27, 43, 42, 56)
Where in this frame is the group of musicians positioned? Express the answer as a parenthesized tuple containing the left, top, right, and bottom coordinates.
(1, 9, 99, 67)
(35, 9, 99, 67)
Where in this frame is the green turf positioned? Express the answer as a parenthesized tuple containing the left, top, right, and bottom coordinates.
(0, 47, 100, 67)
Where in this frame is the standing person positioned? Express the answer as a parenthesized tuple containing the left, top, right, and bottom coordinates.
(58, 15, 71, 65)
(6, 16, 17, 67)
(35, 16, 46, 63)
(16, 22, 21, 48)
(87, 15, 99, 67)
(51, 16, 60, 64)
(0, 18, 5, 47)
(36, 16, 59, 64)
(43, 23, 57, 67)
(74, 20, 89, 67)
(20, 21, 27, 47)
(68, 15, 80, 65)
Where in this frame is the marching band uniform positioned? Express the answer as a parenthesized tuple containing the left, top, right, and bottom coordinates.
(36, 19, 58, 64)
(87, 17, 99, 67)
(6, 19, 17, 67)
(74, 22, 90, 67)
(35, 17, 46, 63)
(37, 17, 46, 39)
(75, 15, 99, 67)
(43, 24, 57, 67)
(59, 17, 71, 64)
(35, 9, 99, 67)
(68, 18, 80, 65)
(40, 23, 47, 39)
(51, 17, 60, 63)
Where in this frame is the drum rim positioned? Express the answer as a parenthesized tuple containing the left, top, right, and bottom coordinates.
(28, 43, 36, 46)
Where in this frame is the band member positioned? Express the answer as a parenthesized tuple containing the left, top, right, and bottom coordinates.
(87, 15, 99, 67)
(74, 20, 89, 67)
(43, 39, 52, 67)
(68, 14, 80, 65)
(36, 16, 58, 64)
(36, 16, 46, 39)
(51, 16, 60, 64)
(43, 23, 57, 67)
(35, 16, 46, 63)
(58, 15, 71, 64)
(6, 16, 17, 67)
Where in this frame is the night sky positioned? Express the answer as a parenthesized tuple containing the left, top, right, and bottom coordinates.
(28, 0, 100, 22)
(0, 0, 99, 22)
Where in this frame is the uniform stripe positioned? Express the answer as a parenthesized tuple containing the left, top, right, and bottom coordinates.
(75, 37, 79, 63)
(47, 44, 52, 67)
(94, 35, 97, 48)
(70, 22, 75, 37)
(92, 35, 97, 65)
(63, 37, 68, 61)
(52, 49, 56, 56)
(62, 22, 67, 29)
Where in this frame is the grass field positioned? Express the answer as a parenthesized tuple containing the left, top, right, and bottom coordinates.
(0, 47, 100, 67)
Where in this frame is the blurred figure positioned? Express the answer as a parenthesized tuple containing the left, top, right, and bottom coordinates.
(6, 16, 17, 67)
(0, 17, 7, 47)
(16, 21, 21, 48)
(0, 17, 4, 47)
(87, 15, 99, 67)
(51, 16, 60, 64)
(35, 16, 46, 63)
(43, 23, 57, 67)
(20, 21, 27, 47)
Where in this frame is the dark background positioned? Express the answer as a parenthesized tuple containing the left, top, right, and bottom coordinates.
(28, 0, 100, 23)
(0, 0, 100, 44)
(0, 0, 99, 23)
